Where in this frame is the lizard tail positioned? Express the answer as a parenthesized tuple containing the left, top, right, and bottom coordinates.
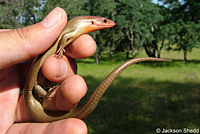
(25, 57, 170, 122)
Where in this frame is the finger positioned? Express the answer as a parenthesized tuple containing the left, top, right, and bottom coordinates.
(65, 34, 97, 59)
(0, 66, 21, 133)
(0, 7, 67, 69)
(41, 54, 77, 83)
(41, 34, 96, 82)
(0, 29, 11, 32)
(7, 118, 87, 134)
(43, 75, 87, 111)
(16, 75, 87, 122)
(15, 94, 33, 122)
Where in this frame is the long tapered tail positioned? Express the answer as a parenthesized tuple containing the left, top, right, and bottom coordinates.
(26, 57, 170, 122)
(74, 57, 170, 119)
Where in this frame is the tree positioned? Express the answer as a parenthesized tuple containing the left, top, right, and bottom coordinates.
(0, 0, 44, 28)
(0, 0, 22, 29)
(42, 0, 88, 20)
(158, 0, 200, 61)
(115, 0, 163, 59)
(2, 0, 199, 62)
(139, 1, 164, 58)
(85, 0, 116, 63)
(21, 0, 44, 26)
(115, 0, 142, 59)
(154, 5, 175, 58)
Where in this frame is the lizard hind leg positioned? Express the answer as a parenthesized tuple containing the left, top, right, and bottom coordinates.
(56, 34, 74, 58)
(56, 45, 66, 58)
(33, 85, 47, 102)
(34, 85, 59, 103)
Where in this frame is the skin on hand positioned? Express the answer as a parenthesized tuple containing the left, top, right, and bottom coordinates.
(0, 7, 95, 134)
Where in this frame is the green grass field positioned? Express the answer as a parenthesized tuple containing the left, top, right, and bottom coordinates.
(77, 49, 200, 134)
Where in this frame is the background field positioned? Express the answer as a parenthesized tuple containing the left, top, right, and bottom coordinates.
(76, 49, 200, 134)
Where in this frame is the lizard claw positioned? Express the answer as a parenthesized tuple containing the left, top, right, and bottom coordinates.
(46, 85, 60, 99)
(56, 45, 65, 58)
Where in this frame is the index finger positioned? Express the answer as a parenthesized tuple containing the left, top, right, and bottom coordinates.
(65, 34, 97, 59)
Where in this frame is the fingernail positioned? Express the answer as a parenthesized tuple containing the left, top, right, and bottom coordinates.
(56, 59, 67, 78)
(41, 7, 62, 27)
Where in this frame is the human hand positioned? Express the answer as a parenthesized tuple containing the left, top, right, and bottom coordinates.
(0, 7, 96, 134)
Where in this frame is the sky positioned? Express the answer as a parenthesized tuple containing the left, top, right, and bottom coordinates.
(152, 0, 165, 6)
(152, 0, 158, 3)
(152, 0, 162, 4)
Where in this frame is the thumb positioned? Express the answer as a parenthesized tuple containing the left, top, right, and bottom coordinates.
(0, 7, 67, 69)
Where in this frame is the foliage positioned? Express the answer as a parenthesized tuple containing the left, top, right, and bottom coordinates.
(0, 0, 199, 62)
(0, 0, 22, 28)
(114, 0, 163, 58)
(0, 0, 44, 28)
(158, 0, 200, 61)
(42, 0, 88, 19)
(85, 0, 116, 63)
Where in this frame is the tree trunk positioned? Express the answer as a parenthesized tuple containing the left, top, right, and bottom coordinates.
(125, 24, 135, 59)
(109, 36, 114, 59)
(157, 39, 164, 58)
(95, 46, 102, 64)
(95, 52, 100, 64)
(157, 49, 161, 58)
(126, 44, 130, 59)
(184, 50, 187, 62)
(92, 33, 99, 64)
(130, 34, 135, 58)
(94, 34, 102, 64)
(144, 24, 157, 57)
(109, 47, 113, 59)
(144, 40, 157, 57)
(132, 49, 136, 58)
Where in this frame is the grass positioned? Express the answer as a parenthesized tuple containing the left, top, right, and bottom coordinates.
(76, 49, 200, 134)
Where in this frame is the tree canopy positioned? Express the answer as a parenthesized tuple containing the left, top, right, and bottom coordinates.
(0, 0, 199, 62)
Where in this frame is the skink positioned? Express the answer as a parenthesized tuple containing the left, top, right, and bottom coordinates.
(23, 16, 169, 122)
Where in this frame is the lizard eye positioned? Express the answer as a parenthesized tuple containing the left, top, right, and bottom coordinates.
(103, 19, 107, 23)
(91, 21, 94, 25)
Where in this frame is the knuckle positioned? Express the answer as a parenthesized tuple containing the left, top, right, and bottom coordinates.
(9, 27, 33, 58)
(14, 27, 31, 48)
(16, 27, 29, 41)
